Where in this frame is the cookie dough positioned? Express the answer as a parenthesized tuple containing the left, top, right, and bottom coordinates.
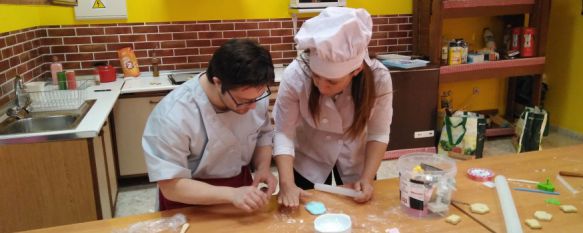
(305, 201, 326, 215)
(470, 203, 490, 214)
(525, 219, 542, 229)
(534, 211, 552, 221)
(257, 183, 269, 192)
(560, 205, 578, 213)
(445, 214, 461, 225)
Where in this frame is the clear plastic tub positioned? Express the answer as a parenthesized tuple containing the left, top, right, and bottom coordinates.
(397, 153, 457, 217)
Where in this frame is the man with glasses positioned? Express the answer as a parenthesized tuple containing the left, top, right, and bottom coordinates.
(143, 39, 276, 212)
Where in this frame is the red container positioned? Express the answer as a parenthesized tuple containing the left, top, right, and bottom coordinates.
(65, 70, 77, 90)
(521, 27, 536, 57)
(96, 65, 116, 83)
(511, 27, 522, 51)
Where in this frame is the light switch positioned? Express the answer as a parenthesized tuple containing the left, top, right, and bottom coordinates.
(74, 0, 127, 20)
(414, 130, 434, 139)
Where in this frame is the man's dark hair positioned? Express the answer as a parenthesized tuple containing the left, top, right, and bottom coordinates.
(206, 39, 274, 93)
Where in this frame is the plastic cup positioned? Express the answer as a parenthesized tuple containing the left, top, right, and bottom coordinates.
(397, 153, 457, 217)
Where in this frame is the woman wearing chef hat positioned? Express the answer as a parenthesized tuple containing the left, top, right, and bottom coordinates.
(273, 7, 393, 207)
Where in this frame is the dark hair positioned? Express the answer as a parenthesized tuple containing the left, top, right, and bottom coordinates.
(206, 39, 274, 92)
(299, 52, 377, 140)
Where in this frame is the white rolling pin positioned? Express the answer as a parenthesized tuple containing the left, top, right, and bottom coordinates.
(314, 183, 362, 198)
(495, 175, 523, 233)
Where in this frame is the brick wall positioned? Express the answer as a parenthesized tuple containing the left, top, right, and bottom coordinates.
(0, 14, 412, 106)
(0, 27, 47, 106)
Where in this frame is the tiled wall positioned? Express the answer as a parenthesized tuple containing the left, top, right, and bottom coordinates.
(0, 15, 412, 105)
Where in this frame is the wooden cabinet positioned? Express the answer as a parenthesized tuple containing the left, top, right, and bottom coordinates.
(387, 66, 439, 153)
(114, 93, 165, 177)
(0, 119, 117, 232)
(413, 0, 551, 136)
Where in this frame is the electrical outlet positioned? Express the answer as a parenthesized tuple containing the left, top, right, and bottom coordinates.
(441, 90, 452, 108)
(414, 130, 435, 139)
(472, 87, 480, 95)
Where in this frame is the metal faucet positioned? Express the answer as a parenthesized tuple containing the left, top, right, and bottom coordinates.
(6, 75, 31, 119)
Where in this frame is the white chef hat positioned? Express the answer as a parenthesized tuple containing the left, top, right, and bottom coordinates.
(295, 7, 372, 79)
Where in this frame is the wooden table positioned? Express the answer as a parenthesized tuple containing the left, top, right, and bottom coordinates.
(453, 144, 583, 233)
(22, 145, 583, 233)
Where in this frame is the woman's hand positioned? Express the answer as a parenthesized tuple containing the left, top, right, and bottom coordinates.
(277, 183, 312, 208)
(352, 179, 374, 203)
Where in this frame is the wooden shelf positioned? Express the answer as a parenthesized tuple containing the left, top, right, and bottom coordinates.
(439, 57, 545, 83)
(442, 0, 535, 18)
(486, 127, 514, 137)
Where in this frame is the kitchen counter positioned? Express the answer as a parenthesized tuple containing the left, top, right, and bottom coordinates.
(121, 71, 192, 94)
(0, 66, 286, 144)
(122, 66, 284, 94)
(0, 78, 124, 144)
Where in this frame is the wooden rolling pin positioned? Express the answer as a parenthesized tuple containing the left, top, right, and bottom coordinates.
(559, 171, 583, 178)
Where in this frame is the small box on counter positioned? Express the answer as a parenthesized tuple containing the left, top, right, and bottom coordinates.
(467, 53, 484, 64)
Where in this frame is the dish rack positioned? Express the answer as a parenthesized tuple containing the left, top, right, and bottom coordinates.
(27, 80, 92, 112)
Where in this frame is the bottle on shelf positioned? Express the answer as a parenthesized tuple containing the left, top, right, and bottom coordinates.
(448, 40, 462, 65)
(151, 52, 160, 78)
(441, 37, 449, 65)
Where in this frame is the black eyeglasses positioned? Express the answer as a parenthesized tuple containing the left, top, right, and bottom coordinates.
(226, 86, 271, 107)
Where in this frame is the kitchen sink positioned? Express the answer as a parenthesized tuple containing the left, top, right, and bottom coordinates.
(0, 100, 95, 135)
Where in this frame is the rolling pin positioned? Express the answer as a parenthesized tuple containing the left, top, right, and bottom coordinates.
(314, 183, 362, 198)
(559, 171, 583, 178)
(495, 175, 523, 233)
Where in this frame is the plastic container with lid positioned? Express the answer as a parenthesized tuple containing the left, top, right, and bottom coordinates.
(397, 153, 457, 217)
(95, 65, 116, 83)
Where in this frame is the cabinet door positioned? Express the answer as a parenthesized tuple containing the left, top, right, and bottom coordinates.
(92, 132, 113, 219)
(114, 96, 163, 176)
(101, 118, 118, 209)
(388, 67, 439, 151)
(0, 140, 97, 232)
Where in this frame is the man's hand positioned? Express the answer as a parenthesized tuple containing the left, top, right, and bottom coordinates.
(230, 186, 269, 212)
(252, 169, 277, 196)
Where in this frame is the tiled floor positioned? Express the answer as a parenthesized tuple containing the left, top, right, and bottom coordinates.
(114, 130, 582, 217)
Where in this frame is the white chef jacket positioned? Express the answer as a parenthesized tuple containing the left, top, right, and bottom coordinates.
(273, 59, 393, 184)
(143, 74, 273, 182)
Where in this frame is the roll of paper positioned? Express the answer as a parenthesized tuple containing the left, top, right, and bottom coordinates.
(495, 175, 523, 233)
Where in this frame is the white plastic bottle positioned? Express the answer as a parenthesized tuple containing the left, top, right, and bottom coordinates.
(50, 56, 63, 85)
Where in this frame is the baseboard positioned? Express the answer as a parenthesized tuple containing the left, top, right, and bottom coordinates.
(550, 125, 583, 140)
(385, 147, 437, 160)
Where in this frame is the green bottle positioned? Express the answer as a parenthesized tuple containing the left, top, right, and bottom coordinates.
(57, 71, 67, 90)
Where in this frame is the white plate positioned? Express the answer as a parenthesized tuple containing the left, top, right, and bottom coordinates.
(377, 54, 411, 60)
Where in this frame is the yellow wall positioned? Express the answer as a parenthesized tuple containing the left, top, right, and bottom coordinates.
(0, 0, 411, 33)
(545, 0, 583, 134)
(440, 17, 508, 113)
(0, 5, 44, 33)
